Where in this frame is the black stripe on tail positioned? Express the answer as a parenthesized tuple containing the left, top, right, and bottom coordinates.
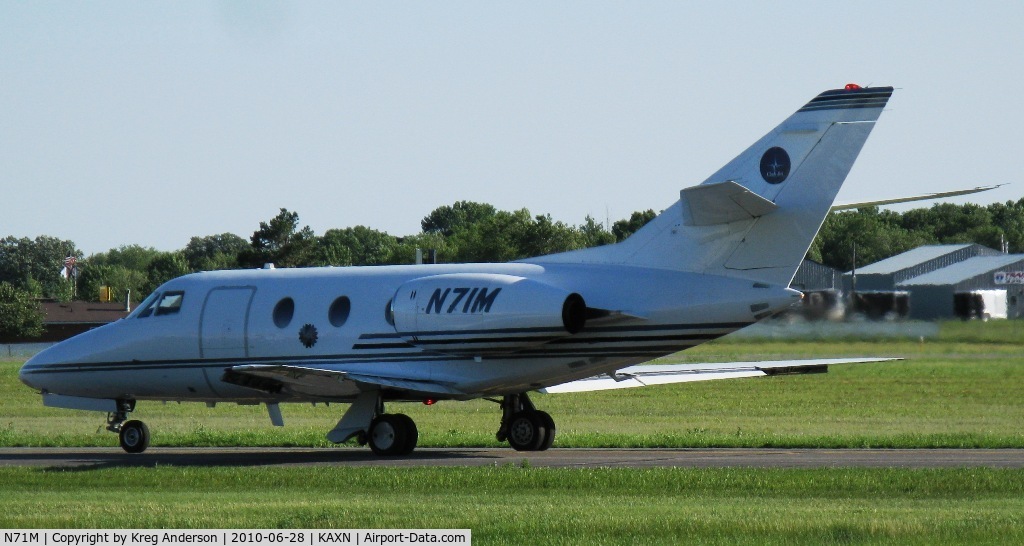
(798, 87, 894, 112)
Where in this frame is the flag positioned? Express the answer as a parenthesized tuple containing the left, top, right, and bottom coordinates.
(61, 256, 77, 279)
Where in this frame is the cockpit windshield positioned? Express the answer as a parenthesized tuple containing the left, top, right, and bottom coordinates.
(130, 291, 185, 318)
(129, 292, 159, 318)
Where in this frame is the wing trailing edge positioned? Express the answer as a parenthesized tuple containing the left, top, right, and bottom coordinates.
(540, 357, 900, 393)
(223, 364, 466, 398)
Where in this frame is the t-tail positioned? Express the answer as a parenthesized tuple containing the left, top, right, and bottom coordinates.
(531, 84, 893, 287)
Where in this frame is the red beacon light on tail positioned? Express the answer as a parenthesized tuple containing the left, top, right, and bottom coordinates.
(844, 83, 862, 90)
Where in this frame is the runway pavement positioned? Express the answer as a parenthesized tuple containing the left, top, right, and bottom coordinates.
(1, 447, 1023, 469)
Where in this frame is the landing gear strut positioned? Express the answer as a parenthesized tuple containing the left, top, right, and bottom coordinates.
(328, 391, 419, 456)
(497, 393, 555, 451)
(106, 399, 150, 454)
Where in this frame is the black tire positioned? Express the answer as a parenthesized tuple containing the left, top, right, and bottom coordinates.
(119, 420, 150, 454)
(534, 410, 556, 451)
(368, 414, 409, 456)
(392, 413, 419, 455)
(507, 411, 547, 451)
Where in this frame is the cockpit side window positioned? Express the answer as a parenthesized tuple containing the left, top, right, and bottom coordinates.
(154, 291, 185, 316)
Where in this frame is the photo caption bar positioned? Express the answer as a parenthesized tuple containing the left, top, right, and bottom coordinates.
(0, 530, 470, 546)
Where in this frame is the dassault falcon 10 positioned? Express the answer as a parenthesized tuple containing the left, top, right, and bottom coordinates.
(21, 84, 898, 455)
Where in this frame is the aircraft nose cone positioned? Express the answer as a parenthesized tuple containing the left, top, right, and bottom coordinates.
(19, 353, 45, 390)
(17, 323, 131, 397)
(18, 339, 74, 392)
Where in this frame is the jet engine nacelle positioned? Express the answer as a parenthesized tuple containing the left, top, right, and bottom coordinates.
(391, 273, 587, 355)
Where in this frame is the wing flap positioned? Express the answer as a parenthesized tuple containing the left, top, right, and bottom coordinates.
(345, 373, 465, 396)
(540, 357, 898, 393)
(223, 364, 465, 398)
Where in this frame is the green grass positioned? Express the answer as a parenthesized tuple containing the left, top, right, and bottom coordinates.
(1, 466, 1022, 544)
(4, 320, 1024, 542)
(3, 321, 1023, 449)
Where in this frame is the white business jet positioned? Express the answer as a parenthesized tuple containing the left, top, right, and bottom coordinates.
(21, 85, 898, 455)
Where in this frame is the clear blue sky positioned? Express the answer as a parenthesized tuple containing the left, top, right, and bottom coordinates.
(2, 2, 1022, 255)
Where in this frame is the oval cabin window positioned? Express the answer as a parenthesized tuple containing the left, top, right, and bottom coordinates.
(329, 296, 351, 327)
(273, 298, 295, 328)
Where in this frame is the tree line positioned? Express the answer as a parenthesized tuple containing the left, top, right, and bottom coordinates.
(4, 198, 1024, 339)
(809, 200, 1024, 271)
(0, 202, 655, 325)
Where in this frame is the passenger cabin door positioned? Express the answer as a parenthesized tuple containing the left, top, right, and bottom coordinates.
(200, 286, 256, 360)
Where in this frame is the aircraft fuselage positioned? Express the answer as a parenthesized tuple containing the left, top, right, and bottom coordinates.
(20, 262, 798, 403)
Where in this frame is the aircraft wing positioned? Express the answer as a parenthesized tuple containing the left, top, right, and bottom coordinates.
(222, 364, 466, 398)
(830, 185, 1003, 211)
(539, 357, 899, 394)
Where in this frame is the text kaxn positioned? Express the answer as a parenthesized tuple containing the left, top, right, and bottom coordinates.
(425, 287, 501, 314)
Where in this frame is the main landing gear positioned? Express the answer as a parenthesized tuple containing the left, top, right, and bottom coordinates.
(365, 412, 419, 456)
(329, 391, 420, 456)
(106, 399, 151, 454)
(356, 392, 556, 455)
(496, 393, 555, 452)
(332, 391, 556, 456)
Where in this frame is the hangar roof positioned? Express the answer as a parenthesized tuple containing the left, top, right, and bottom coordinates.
(898, 255, 1024, 286)
(855, 244, 976, 275)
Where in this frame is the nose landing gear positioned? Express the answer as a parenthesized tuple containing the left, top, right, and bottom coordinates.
(106, 399, 151, 454)
(118, 420, 150, 453)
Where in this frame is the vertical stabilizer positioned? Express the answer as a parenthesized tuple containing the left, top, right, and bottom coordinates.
(531, 85, 893, 286)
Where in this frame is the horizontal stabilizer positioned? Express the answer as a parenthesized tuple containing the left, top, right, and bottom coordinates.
(540, 357, 899, 393)
(681, 181, 779, 226)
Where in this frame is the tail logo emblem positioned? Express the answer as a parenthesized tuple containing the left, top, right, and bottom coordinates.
(760, 147, 790, 184)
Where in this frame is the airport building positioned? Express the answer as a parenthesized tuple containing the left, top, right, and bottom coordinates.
(1, 301, 133, 343)
(792, 259, 841, 292)
(844, 244, 1000, 292)
(790, 259, 844, 320)
(838, 244, 1024, 320)
(898, 255, 1024, 319)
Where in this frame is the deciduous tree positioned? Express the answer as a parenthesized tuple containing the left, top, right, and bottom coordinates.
(612, 210, 656, 242)
(146, 252, 191, 293)
(239, 209, 317, 268)
(183, 233, 248, 271)
(318, 226, 398, 266)
(0, 281, 44, 341)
